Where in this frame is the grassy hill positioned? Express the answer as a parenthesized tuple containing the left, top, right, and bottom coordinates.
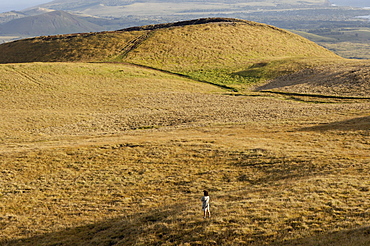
(0, 18, 342, 92)
(0, 18, 370, 245)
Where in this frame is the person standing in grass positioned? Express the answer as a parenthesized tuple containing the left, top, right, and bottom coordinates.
(201, 190, 211, 218)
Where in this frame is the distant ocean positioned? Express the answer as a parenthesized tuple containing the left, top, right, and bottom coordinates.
(330, 0, 369, 8)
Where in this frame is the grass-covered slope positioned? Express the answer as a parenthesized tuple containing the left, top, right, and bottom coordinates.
(0, 62, 225, 142)
(122, 19, 341, 90)
(0, 18, 342, 92)
(255, 60, 370, 98)
(2, 111, 370, 245)
(1, 61, 369, 246)
(0, 31, 145, 63)
(123, 20, 338, 71)
(0, 19, 370, 246)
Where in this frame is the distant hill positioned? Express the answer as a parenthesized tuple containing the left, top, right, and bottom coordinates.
(330, 0, 370, 7)
(22, 7, 55, 16)
(35, 0, 330, 18)
(0, 10, 103, 36)
(0, 11, 27, 24)
(37, 0, 330, 11)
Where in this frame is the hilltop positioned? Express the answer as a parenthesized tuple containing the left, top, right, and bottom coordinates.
(1, 17, 369, 97)
(0, 18, 338, 62)
(0, 17, 343, 93)
(1, 0, 368, 60)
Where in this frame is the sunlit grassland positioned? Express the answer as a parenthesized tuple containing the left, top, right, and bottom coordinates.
(123, 22, 341, 91)
(125, 22, 336, 71)
(1, 117, 369, 245)
(0, 62, 224, 143)
(0, 61, 369, 245)
(0, 18, 369, 245)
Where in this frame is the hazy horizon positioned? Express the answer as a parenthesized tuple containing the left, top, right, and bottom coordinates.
(330, 0, 370, 7)
(1, 0, 369, 14)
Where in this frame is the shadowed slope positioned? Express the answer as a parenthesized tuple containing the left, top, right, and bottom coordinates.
(255, 60, 370, 98)
(301, 116, 370, 131)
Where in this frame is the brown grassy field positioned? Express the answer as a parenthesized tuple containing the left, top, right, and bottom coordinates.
(0, 18, 369, 245)
(0, 61, 369, 245)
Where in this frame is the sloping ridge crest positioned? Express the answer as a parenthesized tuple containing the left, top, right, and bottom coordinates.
(12, 17, 264, 42)
(118, 17, 262, 32)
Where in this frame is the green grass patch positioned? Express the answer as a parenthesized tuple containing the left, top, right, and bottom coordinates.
(183, 57, 343, 92)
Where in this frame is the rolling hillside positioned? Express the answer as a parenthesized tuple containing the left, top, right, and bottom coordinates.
(1, 62, 369, 246)
(0, 18, 342, 92)
(0, 62, 227, 142)
(0, 18, 369, 246)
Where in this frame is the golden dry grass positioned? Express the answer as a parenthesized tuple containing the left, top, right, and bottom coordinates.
(0, 18, 369, 245)
(124, 22, 338, 72)
(0, 31, 146, 63)
(0, 62, 224, 143)
(1, 118, 370, 245)
(0, 62, 370, 245)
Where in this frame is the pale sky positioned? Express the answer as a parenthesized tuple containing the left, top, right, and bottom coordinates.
(0, 0, 52, 13)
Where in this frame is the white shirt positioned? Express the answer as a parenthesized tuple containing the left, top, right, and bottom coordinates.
(201, 195, 210, 209)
